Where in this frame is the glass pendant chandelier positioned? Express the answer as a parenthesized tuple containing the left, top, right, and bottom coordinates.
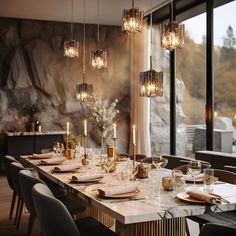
(91, 0, 107, 70)
(139, 0, 163, 97)
(122, 0, 144, 33)
(161, 0, 184, 50)
(64, 0, 79, 58)
(76, 0, 93, 102)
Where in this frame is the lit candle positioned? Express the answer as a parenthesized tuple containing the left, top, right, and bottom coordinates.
(113, 123, 117, 139)
(132, 125, 136, 145)
(84, 120, 87, 136)
(66, 122, 70, 136)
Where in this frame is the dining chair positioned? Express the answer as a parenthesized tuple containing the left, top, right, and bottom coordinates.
(10, 161, 25, 229)
(32, 183, 118, 236)
(199, 223, 236, 236)
(188, 169, 236, 230)
(3, 155, 18, 220)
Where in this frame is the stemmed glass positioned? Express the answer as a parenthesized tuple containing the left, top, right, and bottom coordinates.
(187, 160, 202, 189)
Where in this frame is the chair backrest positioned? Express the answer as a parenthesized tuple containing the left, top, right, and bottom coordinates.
(213, 169, 236, 184)
(9, 162, 25, 196)
(18, 169, 45, 217)
(32, 183, 81, 236)
(161, 155, 194, 169)
(200, 223, 236, 236)
(224, 165, 236, 173)
(3, 155, 17, 190)
(173, 163, 211, 175)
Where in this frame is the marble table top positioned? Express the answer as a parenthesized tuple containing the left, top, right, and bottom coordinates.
(19, 156, 236, 224)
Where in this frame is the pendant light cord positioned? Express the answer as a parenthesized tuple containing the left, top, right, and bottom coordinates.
(150, 0, 153, 70)
(97, 0, 100, 48)
(132, 0, 134, 8)
(70, 0, 74, 39)
(83, 0, 86, 82)
(170, 0, 173, 21)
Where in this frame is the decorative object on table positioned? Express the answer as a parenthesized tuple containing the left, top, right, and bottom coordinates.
(64, 0, 79, 58)
(107, 146, 114, 158)
(87, 98, 119, 153)
(90, 0, 107, 70)
(139, 0, 163, 97)
(76, 0, 93, 102)
(161, 0, 185, 50)
(131, 125, 137, 181)
(162, 176, 174, 191)
(136, 163, 150, 178)
(122, 0, 144, 34)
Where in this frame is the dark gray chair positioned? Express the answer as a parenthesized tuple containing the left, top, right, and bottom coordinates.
(188, 169, 236, 229)
(3, 155, 18, 220)
(10, 162, 25, 229)
(199, 223, 236, 236)
(18, 169, 45, 235)
(32, 183, 117, 236)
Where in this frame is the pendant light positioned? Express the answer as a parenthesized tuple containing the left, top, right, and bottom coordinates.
(139, 0, 163, 97)
(76, 0, 93, 102)
(161, 0, 185, 50)
(90, 0, 107, 70)
(64, 0, 79, 58)
(122, 0, 144, 34)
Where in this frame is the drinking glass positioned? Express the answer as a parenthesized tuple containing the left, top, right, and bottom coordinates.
(152, 156, 164, 169)
(187, 160, 202, 188)
(203, 168, 214, 193)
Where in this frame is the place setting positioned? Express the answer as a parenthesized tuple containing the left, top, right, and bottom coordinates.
(51, 163, 82, 173)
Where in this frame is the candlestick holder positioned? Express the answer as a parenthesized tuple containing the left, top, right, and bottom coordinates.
(81, 135, 88, 165)
(112, 137, 117, 163)
(131, 143, 137, 181)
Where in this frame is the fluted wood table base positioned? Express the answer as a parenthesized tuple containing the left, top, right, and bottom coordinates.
(116, 217, 186, 236)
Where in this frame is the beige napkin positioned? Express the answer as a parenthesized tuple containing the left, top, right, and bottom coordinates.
(71, 174, 103, 182)
(97, 183, 138, 197)
(53, 163, 81, 172)
(31, 153, 53, 159)
(40, 157, 66, 165)
(186, 190, 228, 204)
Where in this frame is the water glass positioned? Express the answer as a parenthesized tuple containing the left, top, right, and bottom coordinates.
(203, 168, 214, 193)
(187, 160, 202, 188)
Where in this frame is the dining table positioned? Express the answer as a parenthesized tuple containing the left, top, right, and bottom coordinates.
(18, 154, 236, 236)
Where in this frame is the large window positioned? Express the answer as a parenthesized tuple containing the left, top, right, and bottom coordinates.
(214, 0, 236, 153)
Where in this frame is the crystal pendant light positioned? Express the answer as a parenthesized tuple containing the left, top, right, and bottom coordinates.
(76, 0, 93, 102)
(64, 0, 79, 58)
(139, 0, 163, 97)
(161, 0, 184, 50)
(91, 0, 107, 70)
(122, 0, 144, 34)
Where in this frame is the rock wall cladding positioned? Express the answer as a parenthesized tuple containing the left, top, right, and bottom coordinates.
(0, 17, 130, 152)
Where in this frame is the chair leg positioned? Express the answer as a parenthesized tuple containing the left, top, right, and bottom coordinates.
(27, 214, 35, 236)
(9, 191, 17, 220)
(185, 219, 191, 236)
(15, 196, 21, 224)
(16, 199, 24, 230)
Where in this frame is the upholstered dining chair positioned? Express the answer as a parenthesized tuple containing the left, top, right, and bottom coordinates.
(188, 169, 236, 230)
(3, 155, 18, 220)
(9, 162, 25, 229)
(18, 169, 86, 235)
(32, 183, 118, 236)
(199, 223, 236, 236)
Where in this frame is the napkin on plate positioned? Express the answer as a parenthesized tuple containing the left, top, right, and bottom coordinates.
(53, 163, 81, 172)
(97, 183, 138, 197)
(31, 153, 54, 159)
(186, 190, 229, 204)
(71, 174, 103, 182)
(40, 157, 66, 165)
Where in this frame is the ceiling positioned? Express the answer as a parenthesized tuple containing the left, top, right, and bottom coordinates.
(0, 0, 168, 26)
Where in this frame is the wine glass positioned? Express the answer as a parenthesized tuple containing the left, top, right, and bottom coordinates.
(187, 160, 202, 188)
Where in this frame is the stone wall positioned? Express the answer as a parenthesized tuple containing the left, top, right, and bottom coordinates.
(0, 17, 130, 154)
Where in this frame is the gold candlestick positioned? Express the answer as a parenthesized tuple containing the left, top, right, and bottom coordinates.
(112, 137, 117, 164)
(131, 143, 136, 181)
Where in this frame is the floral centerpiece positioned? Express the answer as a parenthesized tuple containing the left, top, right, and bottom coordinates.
(87, 98, 119, 151)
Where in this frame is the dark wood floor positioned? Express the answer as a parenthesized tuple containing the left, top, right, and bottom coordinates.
(0, 176, 41, 236)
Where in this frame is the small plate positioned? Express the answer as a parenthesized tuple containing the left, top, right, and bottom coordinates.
(52, 168, 80, 173)
(29, 155, 51, 159)
(176, 192, 206, 203)
(40, 160, 64, 165)
(97, 189, 140, 199)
